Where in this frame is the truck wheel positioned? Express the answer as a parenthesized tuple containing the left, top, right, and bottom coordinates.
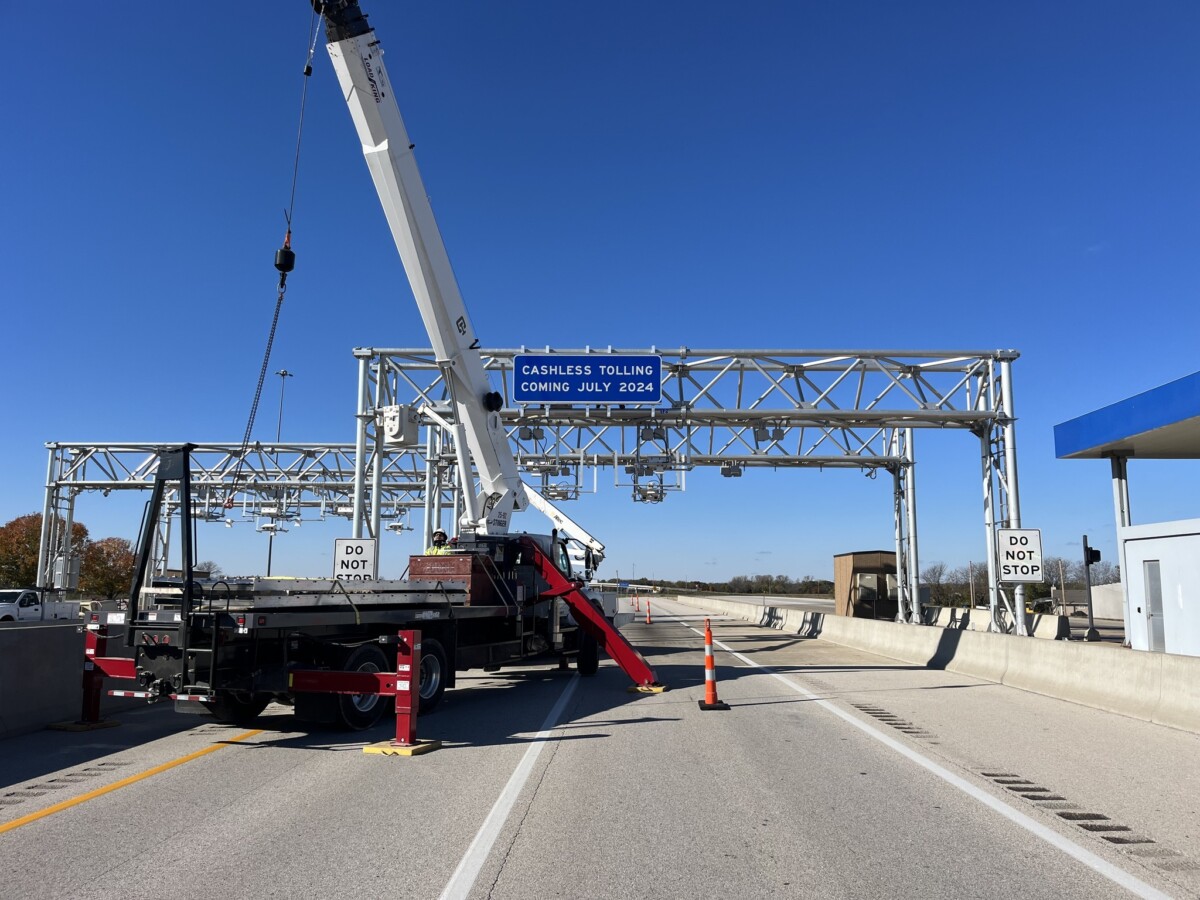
(418, 638, 447, 714)
(204, 692, 270, 725)
(337, 644, 392, 731)
(577, 631, 599, 676)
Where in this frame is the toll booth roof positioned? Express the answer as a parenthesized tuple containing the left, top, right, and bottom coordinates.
(1054, 370, 1200, 460)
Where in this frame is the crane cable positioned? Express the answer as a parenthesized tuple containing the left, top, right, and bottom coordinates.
(225, 7, 325, 509)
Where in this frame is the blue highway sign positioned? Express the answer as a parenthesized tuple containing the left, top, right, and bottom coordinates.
(513, 354, 662, 404)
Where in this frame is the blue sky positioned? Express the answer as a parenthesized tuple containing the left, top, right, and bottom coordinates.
(3, 1, 1199, 583)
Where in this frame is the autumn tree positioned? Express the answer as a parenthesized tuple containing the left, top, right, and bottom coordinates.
(81, 537, 137, 600)
(0, 514, 89, 588)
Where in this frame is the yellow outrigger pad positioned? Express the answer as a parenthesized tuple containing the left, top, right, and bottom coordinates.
(363, 739, 442, 757)
(627, 683, 668, 694)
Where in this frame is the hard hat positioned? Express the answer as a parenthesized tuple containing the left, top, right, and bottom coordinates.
(432, 528, 447, 538)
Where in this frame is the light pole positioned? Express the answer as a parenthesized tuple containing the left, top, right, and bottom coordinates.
(267, 370, 294, 576)
(274, 370, 293, 444)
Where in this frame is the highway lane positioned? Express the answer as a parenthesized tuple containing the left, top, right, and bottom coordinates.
(1, 597, 1195, 899)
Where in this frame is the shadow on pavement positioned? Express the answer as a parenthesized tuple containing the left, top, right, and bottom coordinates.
(0, 703, 209, 790)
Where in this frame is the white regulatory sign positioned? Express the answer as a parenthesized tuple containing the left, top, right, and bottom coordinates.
(997, 528, 1044, 583)
(334, 538, 378, 582)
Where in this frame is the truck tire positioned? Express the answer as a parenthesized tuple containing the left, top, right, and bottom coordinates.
(577, 630, 599, 676)
(204, 692, 270, 725)
(337, 644, 392, 731)
(418, 637, 447, 714)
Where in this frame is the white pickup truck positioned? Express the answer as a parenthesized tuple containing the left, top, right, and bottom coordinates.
(0, 588, 79, 622)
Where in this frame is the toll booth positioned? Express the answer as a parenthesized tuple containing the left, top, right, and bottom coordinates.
(1055, 369, 1200, 657)
(834, 551, 898, 620)
(1120, 519, 1200, 657)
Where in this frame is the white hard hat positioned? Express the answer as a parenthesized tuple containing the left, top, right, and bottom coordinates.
(432, 528, 447, 538)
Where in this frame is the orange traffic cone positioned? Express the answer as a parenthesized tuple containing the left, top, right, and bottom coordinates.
(645, 600, 652, 625)
(699, 618, 729, 710)
(634, 595, 640, 612)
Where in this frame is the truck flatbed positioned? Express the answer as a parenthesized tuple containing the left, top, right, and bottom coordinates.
(134, 574, 533, 623)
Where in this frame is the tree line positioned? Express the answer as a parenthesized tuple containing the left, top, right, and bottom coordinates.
(648, 574, 835, 596)
(920, 557, 1120, 607)
(0, 514, 221, 600)
(647, 559, 1119, 604)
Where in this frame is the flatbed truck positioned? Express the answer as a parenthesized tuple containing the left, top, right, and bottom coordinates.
(89, 448, 657, 730)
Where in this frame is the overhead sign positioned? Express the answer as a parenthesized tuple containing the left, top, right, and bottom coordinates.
(997, 528, 1043, 583)
(513, 354, 662, 404)
(334, 538, 378, 582)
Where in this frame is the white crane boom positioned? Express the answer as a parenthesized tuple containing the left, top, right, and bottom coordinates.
(318, 2, 604, 561)
(319, 2, 522, 536)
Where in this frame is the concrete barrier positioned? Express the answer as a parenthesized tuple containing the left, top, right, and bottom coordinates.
(926, 605, 1071, 640)
(0, 620, 141, 739)
(1154, 652, 1200, 732)
(673, 594, 1200, 735)
(1000, 635, 1162, 723)
(0, 621, 86, 737)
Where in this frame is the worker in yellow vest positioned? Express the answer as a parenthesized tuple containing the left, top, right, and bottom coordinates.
(425, 528, 451, 555)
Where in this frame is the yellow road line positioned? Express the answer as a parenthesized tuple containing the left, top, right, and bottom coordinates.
(0, 729, 263, 835)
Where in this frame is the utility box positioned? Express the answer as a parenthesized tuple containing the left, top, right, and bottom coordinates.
(409, 554, 524, 607)
(53, 556, 80, 591)
(1120, 518, 1200, 657)
(379, 404, 420, 448)
(834, 551, 898, 620)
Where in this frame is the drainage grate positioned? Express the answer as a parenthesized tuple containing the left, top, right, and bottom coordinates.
(0, 763, 140, 817)
(979, 769, 1195, 873)
(1155, 859, 1200, 872)
(851, 704, 937, 740)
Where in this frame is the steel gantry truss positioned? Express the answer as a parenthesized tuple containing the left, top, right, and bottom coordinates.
(356, 347, 1027, 633)
(38, 347, 1026, 634)
(36, 442, 448, 588)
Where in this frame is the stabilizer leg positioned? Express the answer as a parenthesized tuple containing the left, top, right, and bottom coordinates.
(521, 538, 666, 692)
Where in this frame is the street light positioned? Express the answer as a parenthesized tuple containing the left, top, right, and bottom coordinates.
(274, 370, 294, 443)
(267, 369, 294, 576)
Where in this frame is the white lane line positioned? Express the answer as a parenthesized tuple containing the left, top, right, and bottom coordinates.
(439, 674, 580, 900)
(667, 612, 1169, 900)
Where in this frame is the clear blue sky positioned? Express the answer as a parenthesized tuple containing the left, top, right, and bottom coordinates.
(3, 1, 1199, 583)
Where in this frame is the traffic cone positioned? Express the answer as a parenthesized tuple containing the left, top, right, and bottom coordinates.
(645, 600, 652, 625)
(634, 595, 640, 612)
(699, 618, 729, 710)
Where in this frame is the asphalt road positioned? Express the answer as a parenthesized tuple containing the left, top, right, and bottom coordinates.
(1, 597, 1196, 899)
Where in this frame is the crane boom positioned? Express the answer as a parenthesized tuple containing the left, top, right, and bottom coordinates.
(318, 1, 525, 536)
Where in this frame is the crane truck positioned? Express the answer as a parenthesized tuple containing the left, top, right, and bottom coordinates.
(88, 0, 661, 729)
